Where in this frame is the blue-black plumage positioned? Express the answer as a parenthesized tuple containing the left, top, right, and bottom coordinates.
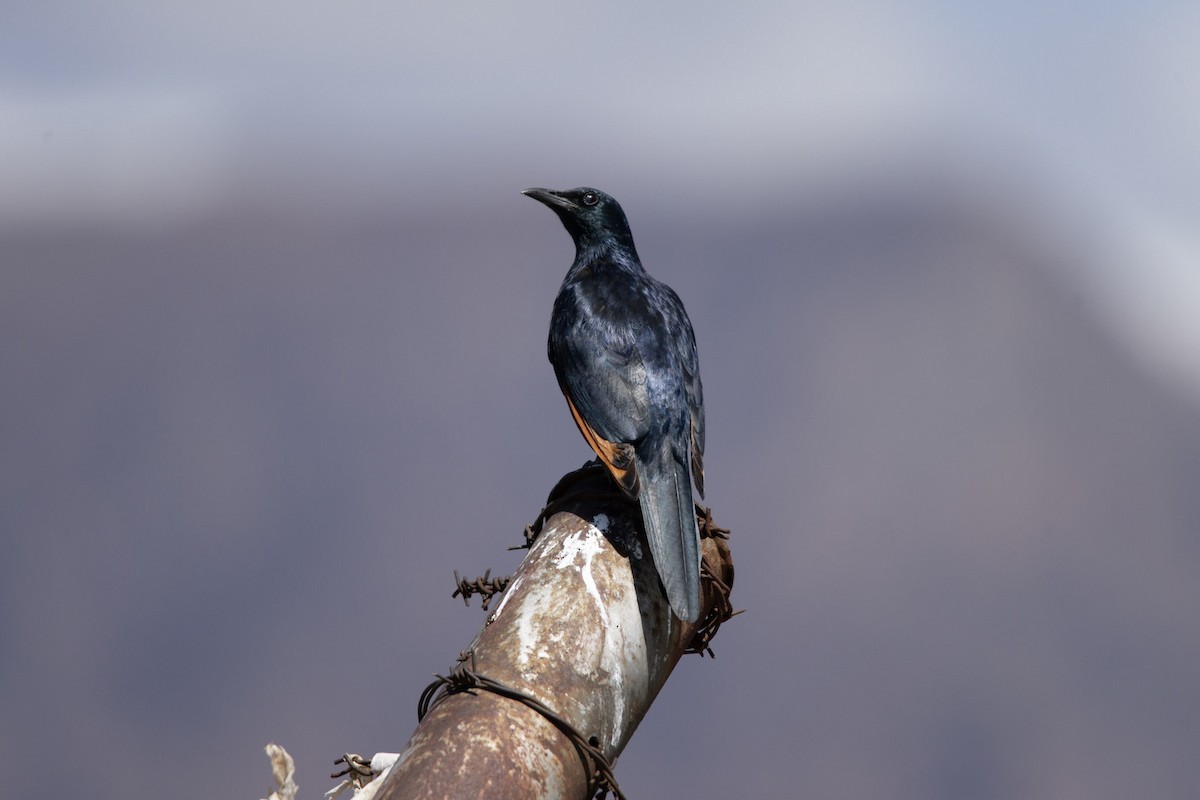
(523, 187, 706, 623)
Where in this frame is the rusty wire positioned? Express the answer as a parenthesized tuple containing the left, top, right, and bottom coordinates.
(686, 504, 743, 657)
(418, 652, 626, 800)
(695, 503, 730, 541)
(685, 560, 742, 657)
(330, 753, 376, 787)
(451, 569, 511, 611)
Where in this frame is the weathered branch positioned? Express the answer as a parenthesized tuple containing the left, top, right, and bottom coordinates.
(374, 465, 735, 799)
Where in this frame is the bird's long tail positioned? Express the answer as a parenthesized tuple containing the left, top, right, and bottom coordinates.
(637, 445, 702, 623)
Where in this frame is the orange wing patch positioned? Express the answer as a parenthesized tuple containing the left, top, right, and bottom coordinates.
(563, 391, 640, 497)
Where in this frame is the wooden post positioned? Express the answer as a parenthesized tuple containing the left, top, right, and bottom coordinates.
(374, 466, 734, 799)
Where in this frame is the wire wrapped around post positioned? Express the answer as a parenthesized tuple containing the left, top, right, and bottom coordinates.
(373, 463, 736, 800)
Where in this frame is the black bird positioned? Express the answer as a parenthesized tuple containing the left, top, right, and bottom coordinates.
(523, 187, 706, 623)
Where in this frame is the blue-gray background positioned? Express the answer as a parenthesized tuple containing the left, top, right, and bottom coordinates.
(3, 3, 1199, 798)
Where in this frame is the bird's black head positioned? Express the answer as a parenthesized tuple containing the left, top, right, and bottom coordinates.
(522, 187, 637, 256)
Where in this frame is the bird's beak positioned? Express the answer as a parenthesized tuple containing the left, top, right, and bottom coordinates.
(522, 188, 577, 211)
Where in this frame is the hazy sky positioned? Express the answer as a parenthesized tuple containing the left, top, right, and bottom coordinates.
(2, 2, 1197, 399)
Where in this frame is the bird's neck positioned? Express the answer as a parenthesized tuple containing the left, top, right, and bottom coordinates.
(570, 235, 644, 277)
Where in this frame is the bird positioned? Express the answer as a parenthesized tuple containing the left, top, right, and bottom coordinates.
(522, 186, 706, 623)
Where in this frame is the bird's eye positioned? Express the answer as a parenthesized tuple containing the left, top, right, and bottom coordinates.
(582, 193, 599, 207)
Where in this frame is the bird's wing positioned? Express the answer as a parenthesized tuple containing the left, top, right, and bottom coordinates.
(654, 281, 705, 499)
(562, 390, 639, 495)
(679, 324, 705, 497)
(553, 332, 652, 497)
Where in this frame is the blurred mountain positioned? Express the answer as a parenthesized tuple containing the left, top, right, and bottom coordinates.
(1, 178, 1197, 799)
(642, 181, 1200, 798)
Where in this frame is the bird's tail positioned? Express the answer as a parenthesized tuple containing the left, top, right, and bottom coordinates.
(637, 445, 702, 623)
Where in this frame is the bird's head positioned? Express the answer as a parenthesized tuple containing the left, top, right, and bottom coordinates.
(522, 187, 637, 255)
